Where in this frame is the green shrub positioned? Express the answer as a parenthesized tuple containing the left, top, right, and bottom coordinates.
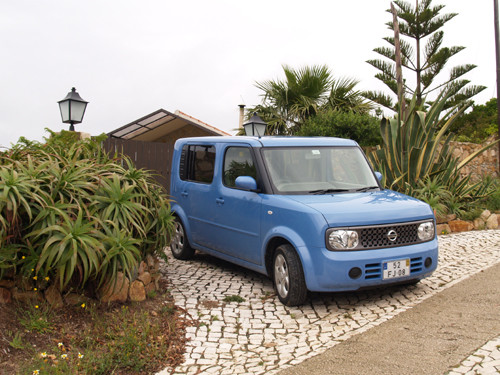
(298, 110, 382, 147)
(0, 130, 173, 290)
(459, 207, 483, 222)
(483, 181, 500, 212)
(449, 98, 498, 143)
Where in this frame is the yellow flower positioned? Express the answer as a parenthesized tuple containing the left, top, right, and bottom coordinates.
(34, 288, 37, 291)
(31, 268, 34, 272)
(35, 305, 39, 309)
(33, 276, 37, 280)
(81, 303, 86, 308)
(33, 370, 40, 375)
(45, 276, 50, 281)
(22, 256, 25, 259)
(78, 352, 84, 359)
(61, 354, 68, 360)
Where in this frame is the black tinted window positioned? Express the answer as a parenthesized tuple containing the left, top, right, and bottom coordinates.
(223, 147, 256, 187)
(180, 145, 216, 183)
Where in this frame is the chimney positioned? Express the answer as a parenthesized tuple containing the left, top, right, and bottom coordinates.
(238, 104, 245, 129)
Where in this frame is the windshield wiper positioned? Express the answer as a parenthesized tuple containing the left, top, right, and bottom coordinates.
(354, 186, 380, 192)
(309, 188, 351, 195)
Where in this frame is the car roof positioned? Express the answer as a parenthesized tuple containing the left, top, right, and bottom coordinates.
(175, 136, 359, 147)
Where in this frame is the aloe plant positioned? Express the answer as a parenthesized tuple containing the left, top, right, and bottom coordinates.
(26, 208, 103, 289)
(93, 174, 150, 239)
(413, 178, 451, 217)
(99, 224, 142, 288)
(0, 131, 174, 291)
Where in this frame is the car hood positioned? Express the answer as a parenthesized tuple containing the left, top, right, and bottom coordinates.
(287, 190, 434, 227)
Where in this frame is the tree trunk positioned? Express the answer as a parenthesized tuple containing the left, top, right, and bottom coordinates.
(494, 0, 500, 173)
(415, 0, 422, 106)
(391, 2, 406, 117)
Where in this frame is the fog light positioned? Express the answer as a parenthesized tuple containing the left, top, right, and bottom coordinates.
(348, 267, 362, 279)
(424, 257, 432, 268)
(327, 229, 359, 250)
(418, 221, 434, 241)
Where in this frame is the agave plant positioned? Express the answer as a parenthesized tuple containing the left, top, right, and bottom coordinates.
(368, 91, 498, 209)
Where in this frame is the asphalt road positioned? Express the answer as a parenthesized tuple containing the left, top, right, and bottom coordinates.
(278, 262, 500, 375)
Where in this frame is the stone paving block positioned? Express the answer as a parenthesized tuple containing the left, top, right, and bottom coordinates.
(159, 230, 500, 375)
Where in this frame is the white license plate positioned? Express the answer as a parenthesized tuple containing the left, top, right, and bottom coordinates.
(383, 259, 410, 280)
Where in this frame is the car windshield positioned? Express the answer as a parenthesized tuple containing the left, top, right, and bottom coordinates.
(262, 146, 379, 194)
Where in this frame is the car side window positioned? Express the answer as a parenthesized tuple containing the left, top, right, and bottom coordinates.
(223, 147, 257, 188)
(180, 144, 216, 184)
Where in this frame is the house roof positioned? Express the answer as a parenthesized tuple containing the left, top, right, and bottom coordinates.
(107, 108, 231, 141)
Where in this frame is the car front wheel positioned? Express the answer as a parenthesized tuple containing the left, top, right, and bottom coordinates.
(273, 244, 308, 306)
(170, 218, 194, 260)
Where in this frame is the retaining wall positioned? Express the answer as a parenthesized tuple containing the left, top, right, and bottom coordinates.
(447, 137, 498, 180)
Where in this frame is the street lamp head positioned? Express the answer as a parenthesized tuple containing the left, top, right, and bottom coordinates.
(58, 87, 88, 131)
(243, 112, 267, 137)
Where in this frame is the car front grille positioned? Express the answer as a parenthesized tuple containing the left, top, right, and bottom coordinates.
(359, 222, 420, 250)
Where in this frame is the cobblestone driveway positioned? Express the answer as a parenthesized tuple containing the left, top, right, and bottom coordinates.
(158, 230, 500, 375)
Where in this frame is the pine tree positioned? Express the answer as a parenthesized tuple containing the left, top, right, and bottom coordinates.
(363, 0, 486, 111)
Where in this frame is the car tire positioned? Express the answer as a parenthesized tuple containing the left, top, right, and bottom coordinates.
(273, 244, 308, 306)
(170, 218, 194, 260)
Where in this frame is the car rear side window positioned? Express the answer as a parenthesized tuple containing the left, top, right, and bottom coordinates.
(223, 147, 257, 187)
(180, 144, 216, 183)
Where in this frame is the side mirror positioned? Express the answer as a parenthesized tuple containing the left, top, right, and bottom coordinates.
(374, 172, 383, 182)
(235, 176, 258, 191)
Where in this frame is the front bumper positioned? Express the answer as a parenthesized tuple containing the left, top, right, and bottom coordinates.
(300, 238, 438, 292)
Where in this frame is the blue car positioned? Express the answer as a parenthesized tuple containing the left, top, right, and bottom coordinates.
(169, 136, 438, 306)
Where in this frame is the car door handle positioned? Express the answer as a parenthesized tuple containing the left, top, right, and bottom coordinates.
(216, 198, 225, 205)
(181, 191, 188, 198)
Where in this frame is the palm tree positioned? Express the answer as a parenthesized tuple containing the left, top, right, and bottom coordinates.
(324, 77, 374, 114)
(250, 65, 331, 135)
(248, 65, 372, 135)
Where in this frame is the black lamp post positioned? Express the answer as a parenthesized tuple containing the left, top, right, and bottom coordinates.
(58, 87, 88, 131)
(243, 112, 267, 137)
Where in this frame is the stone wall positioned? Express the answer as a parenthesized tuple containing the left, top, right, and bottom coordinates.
(0, 255, 162, 306)
(436, 210, 500, 235)
(366, 136, 499, 181)
(447, 136, 498, 181)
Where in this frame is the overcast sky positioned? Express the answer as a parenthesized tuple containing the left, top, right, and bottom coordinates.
(1, 0, 497, 148)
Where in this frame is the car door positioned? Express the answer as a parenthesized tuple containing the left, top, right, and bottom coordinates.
(210, 145, 262, 265)
(177, 143, 219, 249)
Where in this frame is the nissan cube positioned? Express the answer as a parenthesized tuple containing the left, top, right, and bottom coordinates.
(169, 136, 438, 306)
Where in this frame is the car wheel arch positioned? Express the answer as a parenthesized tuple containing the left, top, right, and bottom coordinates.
(265, 236, 291, 277)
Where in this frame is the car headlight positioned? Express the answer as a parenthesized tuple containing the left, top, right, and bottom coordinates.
(417, 221, 435, 241)
(327, 229, 359, 250)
